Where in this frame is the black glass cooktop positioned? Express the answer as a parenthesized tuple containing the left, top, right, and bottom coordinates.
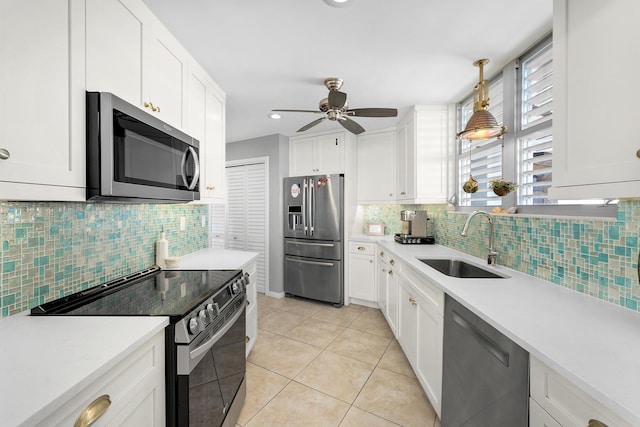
(31, 269, 241, 322)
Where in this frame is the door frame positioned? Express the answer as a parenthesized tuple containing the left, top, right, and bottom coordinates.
(225, 156, 270, 295)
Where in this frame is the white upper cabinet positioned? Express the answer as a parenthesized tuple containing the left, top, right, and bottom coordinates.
(356, 129, 396, 203)
(289, 130, 347, 176)
(188, 62, 226, 203)
(86, 0, 188, 130)
(0, 0, 86, 201)
(409, 106, 453, 204)
(549, 0, 640, 199)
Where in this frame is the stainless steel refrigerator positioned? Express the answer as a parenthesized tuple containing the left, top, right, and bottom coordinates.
(284, 174, 343, 306)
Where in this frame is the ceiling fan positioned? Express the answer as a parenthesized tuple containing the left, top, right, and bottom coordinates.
(272, 77, 398, 135)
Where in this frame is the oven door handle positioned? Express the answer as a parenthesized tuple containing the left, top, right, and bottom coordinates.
(189, 301, 245, 362)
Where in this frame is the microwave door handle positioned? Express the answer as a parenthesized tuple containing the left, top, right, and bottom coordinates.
(181, 147, 200, 190)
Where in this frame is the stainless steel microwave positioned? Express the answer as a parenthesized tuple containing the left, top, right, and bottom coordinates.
(86, 92, 200, 203)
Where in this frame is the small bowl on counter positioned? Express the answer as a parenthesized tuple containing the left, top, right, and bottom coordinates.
(164, 257, 181, 268)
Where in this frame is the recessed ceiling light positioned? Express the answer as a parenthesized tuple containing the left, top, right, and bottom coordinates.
(323, 0, 353, 8)
(269, 113, 282, 120)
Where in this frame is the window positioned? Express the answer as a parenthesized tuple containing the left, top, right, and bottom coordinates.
(456, 35, 617, 215)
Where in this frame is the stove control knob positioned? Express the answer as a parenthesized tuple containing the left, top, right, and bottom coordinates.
(205, 303, 217, 321)
(198, 309, 208, 326)
(231, 280, 241, 295)
(188, 317, 201, 335)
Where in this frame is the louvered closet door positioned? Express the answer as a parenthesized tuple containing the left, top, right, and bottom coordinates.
(225, 163, 268, 293)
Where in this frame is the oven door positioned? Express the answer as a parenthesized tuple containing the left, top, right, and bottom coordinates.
(176, 305, 246, 427)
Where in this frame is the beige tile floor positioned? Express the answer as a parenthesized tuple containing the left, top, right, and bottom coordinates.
(237, 293, 441, 427)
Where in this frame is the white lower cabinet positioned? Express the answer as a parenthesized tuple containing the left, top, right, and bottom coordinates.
(40, 330, 165, 427)
(245, 259, 258, 356)
(348, 241, 376, 303)
(529, 356, 632, 427)
(397, 264, 444, 418)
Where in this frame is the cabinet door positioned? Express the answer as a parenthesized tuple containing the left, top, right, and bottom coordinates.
(143, 17, 188, 129)
(377, 261, 388, 313)
(416, 295, 444, 417)
(348, 253, 376, 301)
(0, 0, 85, 198)
(189, 65, 226, 203)
(357, 130, 396, 202)
(316, 133, 345, 174)
(398, 281, 418, 367)
(289, 136, 316, 176)
(396, 117, 416, 200)
(386, 268, 399, 335)
(530, 398, 562, 427)
(86, 0, 143, 107)
(415, 107, 449, 202)
(551, 0, 640, 198)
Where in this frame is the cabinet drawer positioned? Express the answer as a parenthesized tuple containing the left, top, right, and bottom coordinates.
(349, 241, 375, 255)
(530, 398, 561, 427)
(530, 356, 632, 427)
(401, 265, 444, 317)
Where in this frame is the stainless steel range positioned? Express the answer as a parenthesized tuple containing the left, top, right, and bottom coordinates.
(31, 267, 248, 427)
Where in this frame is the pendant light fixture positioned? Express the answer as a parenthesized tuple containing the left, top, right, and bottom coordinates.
(457, 59, 508, 140)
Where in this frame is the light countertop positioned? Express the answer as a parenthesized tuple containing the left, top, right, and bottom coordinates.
(362, 237, 640, 426)
(0, 314, 168, 427)
(165, 247, 259, 270)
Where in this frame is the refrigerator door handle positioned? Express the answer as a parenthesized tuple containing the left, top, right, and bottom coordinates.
(309, 178, 315, 236)
(286, 257, 334, 267)
(302, 178, 308, 235)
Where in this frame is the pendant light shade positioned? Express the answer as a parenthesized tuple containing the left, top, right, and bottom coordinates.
(457, 59, 508, 141)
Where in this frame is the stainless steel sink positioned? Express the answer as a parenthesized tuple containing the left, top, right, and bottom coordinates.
(418, 258, 507, 279)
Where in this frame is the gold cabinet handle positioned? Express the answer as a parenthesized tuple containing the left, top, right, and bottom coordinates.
(636, 149, 640, 159)
(409, 297, 417, 306)
(0, 148, 10, 160)
(357, 246, 365, 251)
(74, 395, 111, 427)
(144, 101, 160, 112)
(206, 185, 215, 191)
(588, 420, 608, 427)
(390, 259, 395, 266)
(400, 191, 406, 195)
(246, 335, 250, 343)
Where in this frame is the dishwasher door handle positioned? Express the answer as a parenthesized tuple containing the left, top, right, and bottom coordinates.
(452, 310, 510, 367)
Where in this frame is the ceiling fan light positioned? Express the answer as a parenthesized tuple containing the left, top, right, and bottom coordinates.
(268, 113, 282, 119)
(323, 0, 353, 8)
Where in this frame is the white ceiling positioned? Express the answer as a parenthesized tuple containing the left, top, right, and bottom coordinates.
(143, 0, 552, 143)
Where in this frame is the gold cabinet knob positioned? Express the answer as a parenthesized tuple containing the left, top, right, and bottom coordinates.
(400, 191, 406, 195)
(388, 270, 393, 276)
(144, 101, 160, 112)
(389, 193, 393, 197)
(379, 251, 384, 257)
(0, 148, 9, 160)
(74, 395, 111, 427)
(206, 185, 215, 191)
(409, 297, 417, 306)
(369, 259, 373, 263)
(390, 259, 395, 266)
(636, 150, 640, 159)
(357, 246, 365, 251)
(588, 420, 608, 427)
(246, 335, 250, 343)
(382, 268, 387, 273)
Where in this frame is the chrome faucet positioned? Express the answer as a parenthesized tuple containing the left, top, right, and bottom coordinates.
(461, 210, 498, 265)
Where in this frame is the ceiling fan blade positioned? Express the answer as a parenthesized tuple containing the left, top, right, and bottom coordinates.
(339, 117, 366, 135)
(328, 90, 347, 109)
(272, 109, 323, 114)
(347, 108, 398, 117)
(297, 117, 326, 132)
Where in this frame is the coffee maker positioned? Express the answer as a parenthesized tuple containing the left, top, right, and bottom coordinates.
(395, 210, 435, 244)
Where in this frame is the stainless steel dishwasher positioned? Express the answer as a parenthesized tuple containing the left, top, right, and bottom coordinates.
(441, 295, 529, 427)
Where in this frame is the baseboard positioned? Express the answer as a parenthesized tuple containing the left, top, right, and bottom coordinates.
(265, 290, 285, 299)
(349, 297, 379, 309)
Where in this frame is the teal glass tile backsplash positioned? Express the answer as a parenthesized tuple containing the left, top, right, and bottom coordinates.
(0, 202, 208, 317)
(362, 201, 640, 312)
